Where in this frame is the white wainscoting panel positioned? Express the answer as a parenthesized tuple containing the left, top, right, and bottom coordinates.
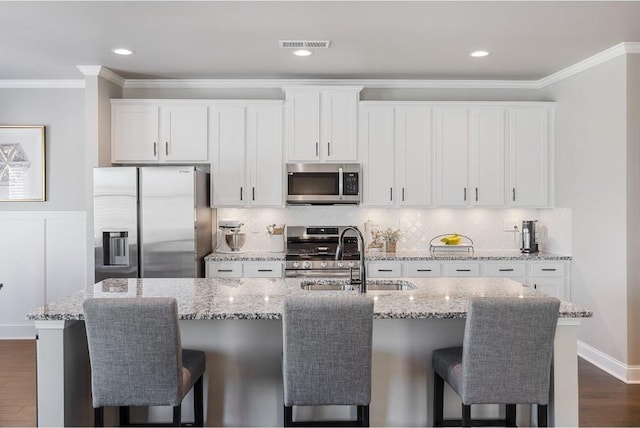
(0, 211, 86, 339)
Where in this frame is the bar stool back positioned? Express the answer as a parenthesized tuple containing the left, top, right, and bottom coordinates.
(432, 296, 560, 427)
(282, 295, 374, 427)
(83, 298, 205, 427)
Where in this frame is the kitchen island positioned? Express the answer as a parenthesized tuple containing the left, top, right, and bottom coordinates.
(28, 277, 590, 427)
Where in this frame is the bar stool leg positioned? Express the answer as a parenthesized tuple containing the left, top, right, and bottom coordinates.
(119, 406, 130, 426)
(462, 404, 471, 427)
(505, 404, 516, 427)
(194, 376, 204, 427)
(284, 405, 293, 427)
(172, 405, 181, 427)
(433, 372, 444, 427)
(538, 404, 548, 427)
(94, 407, 104, 427)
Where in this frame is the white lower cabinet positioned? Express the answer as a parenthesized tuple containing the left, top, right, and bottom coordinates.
(366, 258, 570, 300)
(206, 261, 283, 278)
(367, 262, 402, 278)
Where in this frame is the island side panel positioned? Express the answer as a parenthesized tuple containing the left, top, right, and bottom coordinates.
(551, 320, 580, 427)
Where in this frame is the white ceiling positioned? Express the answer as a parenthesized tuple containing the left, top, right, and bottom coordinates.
(2, 1, 640, 81)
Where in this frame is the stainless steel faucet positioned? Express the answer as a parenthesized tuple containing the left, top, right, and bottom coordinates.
(335, 226, 367, 293)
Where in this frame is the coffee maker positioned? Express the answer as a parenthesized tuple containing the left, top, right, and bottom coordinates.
(216, 219, 246, 253)
(521, 220, 539, 253)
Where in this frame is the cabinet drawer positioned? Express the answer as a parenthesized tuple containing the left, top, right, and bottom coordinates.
(367, 262, 402, 278)
(483, 262, 527, 278)
(403, 262, 441, 277)
(206, 262, 242, 278)
(243, 262, 283, 278)
(530, 262, 565, 277)
(443, 262, 481, 277)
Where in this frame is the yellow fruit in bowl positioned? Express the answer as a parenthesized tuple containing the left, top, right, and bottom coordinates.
(440, 234, 461, 245)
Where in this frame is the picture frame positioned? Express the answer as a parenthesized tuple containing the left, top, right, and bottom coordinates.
(0, 125, 46, 201)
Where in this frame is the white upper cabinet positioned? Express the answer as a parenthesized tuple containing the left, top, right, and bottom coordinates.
(435, 107, 469, 206)
(509, 106, 552, 207)
(396, 106, 433, 206)
(360, 103, 433, 206)
(285, 86, 361, 162)
(111, 101, 208, 163)
(210, 102, 284, 207)
(469, 107, 506, 206)
(360, 104, 395, 206)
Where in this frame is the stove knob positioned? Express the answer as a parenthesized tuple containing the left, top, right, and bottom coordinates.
(302, 261, 312, 269)
(348, 261, 355, 268)
(292, 262, 300, 268)
(320, 261, 328, 268)
(336, 261, 344, 268)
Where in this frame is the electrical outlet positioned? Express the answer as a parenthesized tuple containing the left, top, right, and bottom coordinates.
(503, 219, 519, 232)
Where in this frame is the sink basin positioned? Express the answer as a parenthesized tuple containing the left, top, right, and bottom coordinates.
(366, 280, 416, 291)
(300, 281, 355, 291)
(300, 279, 416, 292)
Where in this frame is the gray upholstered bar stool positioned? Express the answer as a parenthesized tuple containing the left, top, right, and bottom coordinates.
(432, 296, 560, 427)
(282, 295, 374, 427)
(83, 297, 206, 427)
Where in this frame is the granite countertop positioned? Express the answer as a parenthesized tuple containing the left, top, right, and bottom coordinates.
(205, 251, 285, 261)
(205, 250, 570, 262)
(27, 277, 591, 321)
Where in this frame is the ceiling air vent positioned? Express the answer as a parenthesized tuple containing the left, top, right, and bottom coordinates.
(279, 40, 331, 49)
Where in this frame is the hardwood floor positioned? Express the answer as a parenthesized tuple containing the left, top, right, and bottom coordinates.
(1, 339, 639, 427)
(0, 340, 36, 427)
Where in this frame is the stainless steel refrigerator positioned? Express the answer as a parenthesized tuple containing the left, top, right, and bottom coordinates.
(94, 166, 213, 282)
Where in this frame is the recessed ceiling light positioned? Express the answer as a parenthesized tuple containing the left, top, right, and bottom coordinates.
(112, 48, 134, 56)
(470, 50, 490, 58)
(293, 49, 314, 57)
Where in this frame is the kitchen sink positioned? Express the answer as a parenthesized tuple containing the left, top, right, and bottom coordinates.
(300, 279, 416, 292)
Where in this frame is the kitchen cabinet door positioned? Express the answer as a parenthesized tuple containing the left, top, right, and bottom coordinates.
(469, 108, 506, 206)
(396, 106, 433, 206)
(509, 107, 551, 207)
(435, 107, 469, 206)
(285, 87, 361, 162)
(210, 106, 246, 206)
(285, 91, 320, 161)
(160, 105, 208, 162)
(112, 104, 159, 162)
(321, 90, 358, 161)
(247, 105, 284, 206)
(360, 105, 395, 206)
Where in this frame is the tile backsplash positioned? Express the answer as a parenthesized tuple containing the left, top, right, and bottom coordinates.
(215, 207, 572, 255)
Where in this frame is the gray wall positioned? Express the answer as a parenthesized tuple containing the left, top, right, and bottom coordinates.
(541, 56, 629, 363)
(0, 88, 85, 211)
(627, 54, 640, 365)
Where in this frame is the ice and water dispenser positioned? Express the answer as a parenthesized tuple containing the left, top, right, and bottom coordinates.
(102, 231, 129, 266)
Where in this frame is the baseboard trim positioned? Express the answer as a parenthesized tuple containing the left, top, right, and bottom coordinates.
(0, 324, 37, 340)
(577, 340, 640, 384)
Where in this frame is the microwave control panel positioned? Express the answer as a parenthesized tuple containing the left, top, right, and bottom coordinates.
(343, 173, 359, 195)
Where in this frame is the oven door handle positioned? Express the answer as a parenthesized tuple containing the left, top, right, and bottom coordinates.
(338, 167, 344, 199)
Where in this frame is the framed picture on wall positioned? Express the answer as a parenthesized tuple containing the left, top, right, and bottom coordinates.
(0, 125, 46, 201)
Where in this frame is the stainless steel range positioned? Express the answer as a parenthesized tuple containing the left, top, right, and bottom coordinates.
(285, 226, 361, 277)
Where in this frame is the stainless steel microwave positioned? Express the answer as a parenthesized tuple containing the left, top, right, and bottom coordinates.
(286, 163, 361, 205)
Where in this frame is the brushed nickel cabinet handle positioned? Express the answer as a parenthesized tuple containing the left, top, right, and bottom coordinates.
(240, 187, 243, 201)
(512, 188, 516, 201)
(252, 187, 255, 201)
(542, 268, 557, 271)
(475, 187, 478, 201)
(456, 269, 471, 272)
(463, 187, 467, 201)
(316, 142, 319, 156)
(390, 188, 393, 201)
(499, 268, 514, 272)
(378, 269, 393, 272)
(217, 269, 233, 273)
(165, 142, 169, 156)
(328, 142, 331, 157)
(258, 269, 273, 272)
(402, 188, 405, 201)
(417, 269, 432, 272)
(153, 142, 157, 156)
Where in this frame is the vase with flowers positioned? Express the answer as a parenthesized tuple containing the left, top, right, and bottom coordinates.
(381, 228, 401, 253)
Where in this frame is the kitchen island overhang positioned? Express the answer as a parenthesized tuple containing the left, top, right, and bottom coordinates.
(28, 277, 591, 427)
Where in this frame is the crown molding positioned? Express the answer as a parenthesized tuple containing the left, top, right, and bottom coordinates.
(123, 78, 540, 90)
(0, 80, 84, 89)
(538, 42, 640, 88)
(77, 66, 125, 87)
